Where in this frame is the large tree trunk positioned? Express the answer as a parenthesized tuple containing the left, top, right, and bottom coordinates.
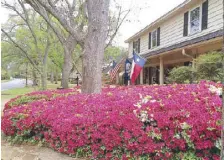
(25, 63, 28, 87)
(61, 36, 76, 89)
(40, 38, 50, 90)
(40, 69, 47, 90)
(40, 58, 48, 90)
(55, 71, 58, 84)
(50, 72, 54, 83)
(40, 74, 47, 90)
(32, 69, 38, 86)
(81, 0, 110, 93)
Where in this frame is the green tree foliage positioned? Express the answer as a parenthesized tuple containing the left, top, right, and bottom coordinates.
(168, 51, 223, 84)
(196, 51, 223, 81)
(1, 69, 10, 80)
(168, 66, 196, 84)
(1, 41, 29, 79)
(1, 13, 64, 89)
(104, 46, 128, 63)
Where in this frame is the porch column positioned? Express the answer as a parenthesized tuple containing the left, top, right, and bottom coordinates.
(192, 55, 196, 69)
(192, 61, 196, 69)
(159, 57, 164, 85)
(116, 73, 119, 84)
(140, 69, 143, 84)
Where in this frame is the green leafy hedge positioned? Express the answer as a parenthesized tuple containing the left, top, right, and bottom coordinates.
(168, 51, 223, 83)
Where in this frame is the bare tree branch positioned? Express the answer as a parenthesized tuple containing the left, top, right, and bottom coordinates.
(25, 0, 85, 43)
(25, 0, 71, 45)
(2, 0, 44, 62)
(4, 22, 26, 33)
(105, 8, 130, 48)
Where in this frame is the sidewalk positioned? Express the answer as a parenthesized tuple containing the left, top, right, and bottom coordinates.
(1, 137, 79, 160)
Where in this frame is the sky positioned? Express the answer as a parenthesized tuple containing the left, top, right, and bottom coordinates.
(114, 0, 186, 47)
(1, 0, 186, 48)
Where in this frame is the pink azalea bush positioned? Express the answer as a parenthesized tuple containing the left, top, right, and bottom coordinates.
(1, 81, 222, 159)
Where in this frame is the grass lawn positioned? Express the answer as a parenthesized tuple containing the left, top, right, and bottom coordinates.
(1, 79, 11, 83)
(1, 81, 76, 111)
(1, 87, 34, 113)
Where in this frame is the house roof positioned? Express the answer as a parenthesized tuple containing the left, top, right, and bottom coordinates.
(142, 29, 223, 58)
(125, 0, 193, 43)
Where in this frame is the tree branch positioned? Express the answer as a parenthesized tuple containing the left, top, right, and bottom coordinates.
(1, 28, 41, 73)
(105, 9, 130, 49)
(27, 0, 85, 43)
(25, 0, 68, 45)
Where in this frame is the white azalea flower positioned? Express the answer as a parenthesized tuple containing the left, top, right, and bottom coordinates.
(109, 85, 116, 88)
(133, 110, 137, 116)
(209, 85, 222, 96)
(174, 134, 181, 139)
(134, 95, 155, 123)
(150, 100, 156, 103)
(139, 111, 148, 122)
(134, 103, 142, 109)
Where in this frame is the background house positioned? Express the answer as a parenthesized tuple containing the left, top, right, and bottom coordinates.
(125, 0, 223, 85)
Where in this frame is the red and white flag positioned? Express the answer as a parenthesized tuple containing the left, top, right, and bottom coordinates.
(109, 58, 125, 82)
(130, 52, 146, 84)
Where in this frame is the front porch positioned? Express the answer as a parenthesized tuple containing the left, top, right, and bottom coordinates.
(137, 36, 222, 85)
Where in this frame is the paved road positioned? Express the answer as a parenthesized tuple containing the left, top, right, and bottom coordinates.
(1, 79, 32, 91)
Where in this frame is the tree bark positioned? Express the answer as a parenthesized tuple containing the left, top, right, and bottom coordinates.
(25, 63, 28, 87)
(40, 32, 50, 90)
(40, 72, 47, 90)
(81, 0, 110, 93)
(40, 54, 48, 90)
(61, 35, 76, 89)
(32, 69, 38, 86)
(50, 72, 54, 83)
(55, 71, 58, 84)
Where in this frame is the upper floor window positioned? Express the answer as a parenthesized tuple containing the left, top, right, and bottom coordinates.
(189, 7, 201, 34)
(133, 38, 140, 53)
(148, 27, 160, 49)
(183, 0, 208, 37)
(151, 30, 157, 48)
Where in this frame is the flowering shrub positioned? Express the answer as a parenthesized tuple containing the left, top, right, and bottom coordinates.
(1, 81, 222, 159)
(4, 88, 80, 110)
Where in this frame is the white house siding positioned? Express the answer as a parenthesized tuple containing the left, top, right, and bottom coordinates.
(128, 0, 223, 57)
(128, 43, 133, 58)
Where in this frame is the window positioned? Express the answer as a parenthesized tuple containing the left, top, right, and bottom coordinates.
(189, 7, 201, 34)
(184, 1, 208, 36)
(149, 27, 160, 49)
(133, 38, 140, 53)
(151, 30, 157, 48)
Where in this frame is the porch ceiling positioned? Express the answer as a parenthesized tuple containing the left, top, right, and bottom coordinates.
(145, 36, 223, 67)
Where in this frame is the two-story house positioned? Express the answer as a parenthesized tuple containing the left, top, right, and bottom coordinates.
(125, 0, 223, 85)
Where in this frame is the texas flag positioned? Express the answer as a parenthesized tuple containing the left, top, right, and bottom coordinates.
(130, 52, 146, 84)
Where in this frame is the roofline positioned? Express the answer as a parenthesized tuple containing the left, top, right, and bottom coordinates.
(142, 29, 223, 58)
(124, 0, 192, 43)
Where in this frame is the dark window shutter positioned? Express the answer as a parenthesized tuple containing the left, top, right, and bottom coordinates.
(183, 11, 189, 36)
(138, 38, 140, 53)
(202, 0, 208, 30)
(148, 32, 151, 49)
(157, 27, 160, 46)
